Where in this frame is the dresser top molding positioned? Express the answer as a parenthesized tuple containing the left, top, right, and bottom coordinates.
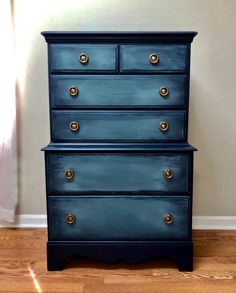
(41, 31, 197, 44)
(42, 143, 197, 152)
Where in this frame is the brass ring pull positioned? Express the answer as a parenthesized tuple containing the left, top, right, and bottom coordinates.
(79, 53, 89, 64)
(163, 214, 173, 224)
(159, 86, 169, 97)
(69, 121, 80, 132)
(69, 86, 79, 96)
(64, 169, 74, 180)
(159, 121, 169, 132)
(66, 214, 76, 224)
(163, 169, 173, 179)
(149, 53, 159, 64)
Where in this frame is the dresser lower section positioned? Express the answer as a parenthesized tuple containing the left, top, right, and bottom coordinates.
(47, 240, 193, 271)
(43, 143, 195, 271)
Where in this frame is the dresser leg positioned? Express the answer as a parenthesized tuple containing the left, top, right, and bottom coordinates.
(175, 243, 193, 271)
(47, 242, 67, 271)
(176, 257, 193, 271)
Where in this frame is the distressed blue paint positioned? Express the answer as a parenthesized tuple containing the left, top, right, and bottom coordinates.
(121, 45, 187, 72)
(48, 195, 190, 241)
(50, 44, 117, 72)
(51, 110, 186, 142)
(41, 31, 198, 271)
(50, 75, 187, 108)
(47, 153, 190, 193)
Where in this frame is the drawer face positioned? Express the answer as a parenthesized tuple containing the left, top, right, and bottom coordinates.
(121, 45, 187, 72)
(48, 196, 191, 241)
(50, 44, 117, 72)
(51, 75, 187, 108)
(47, 153, 191, 193)
(51, 110, 186, 142)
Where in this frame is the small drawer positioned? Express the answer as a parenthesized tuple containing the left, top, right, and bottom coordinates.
(48, 195, 191, 241)
(51, 110, 186, 142)
(46, 152, 192, 194)
(120, 45, 187, 72)
(50, 75, 187, 108)
(49, 44, 117, 72)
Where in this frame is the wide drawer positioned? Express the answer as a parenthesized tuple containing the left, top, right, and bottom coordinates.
(121, 45, 187, 72)
(46, 152, 192, 193)
(50, 75, 187, 108)
(48, 195, 191, 241)
(49, 44, 117, 72)
(51, 110, 186, 142)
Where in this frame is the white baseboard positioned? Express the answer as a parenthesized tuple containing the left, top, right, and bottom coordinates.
(192, 216, 236, 230)
(0, 215, 236, 230)
(0, 214, 47, 228)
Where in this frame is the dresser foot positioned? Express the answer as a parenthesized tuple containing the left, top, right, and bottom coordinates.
(47, 242, 68, 271)
(175, 243, 193, 271)
(176, 257, 193, 271)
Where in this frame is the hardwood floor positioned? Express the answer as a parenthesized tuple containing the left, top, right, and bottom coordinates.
(0, 229, 236, 293)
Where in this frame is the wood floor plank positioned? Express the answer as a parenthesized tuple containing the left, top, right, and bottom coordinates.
(0, 228, 236, 293)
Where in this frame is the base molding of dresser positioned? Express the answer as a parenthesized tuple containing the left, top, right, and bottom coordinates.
(47, 241, 193, 271)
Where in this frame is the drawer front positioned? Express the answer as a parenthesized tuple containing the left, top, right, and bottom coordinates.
(121, 45, 187, 72)
(51, 110, 186, 142)
(51, 75, 187, 108)
(47, 153, 191, 193)
(48, 195, 191, 241)
(50, 44, 117, 72)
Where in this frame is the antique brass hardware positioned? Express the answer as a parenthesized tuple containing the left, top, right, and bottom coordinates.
(159, 121, 169, 132)
(159, 86, 169, 97)
(69, 121, 80, 132)
(66, 214, 76, 224)
(69, 86, 79, 96)
(163, 169, 173, 179)
(64, 169, 74, 180)
(163, 214, 173, 224)
(79, 53, 89, 64)
(149, 53, 159, 64)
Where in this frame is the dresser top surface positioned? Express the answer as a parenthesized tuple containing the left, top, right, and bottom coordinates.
(41, 31, 197, 44)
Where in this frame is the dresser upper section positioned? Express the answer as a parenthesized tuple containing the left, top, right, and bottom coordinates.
(42, 32, 197, 143)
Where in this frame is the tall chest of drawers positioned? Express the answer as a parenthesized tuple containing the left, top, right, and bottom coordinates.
(42, 31, 197, 271)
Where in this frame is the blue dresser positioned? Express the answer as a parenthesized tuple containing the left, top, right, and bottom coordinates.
(42, 32, 197, 271)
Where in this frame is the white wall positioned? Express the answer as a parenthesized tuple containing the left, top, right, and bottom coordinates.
(13, 0, 236, 216)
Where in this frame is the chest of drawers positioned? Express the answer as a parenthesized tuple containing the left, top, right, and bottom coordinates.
(42, 31, 197, 271)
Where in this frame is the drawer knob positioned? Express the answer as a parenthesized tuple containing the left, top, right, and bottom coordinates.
(79, 53, 89, 64)
(159, 121, 169, 132)
(159, 86, 169, 97)
(64, 169, 74, 180)
(66, 214, 76, 224)
(69, 86, 79, 96)
(163, 214, 173, 224)
(163, 169, 173, 179)
(69, 121, 80, 132)
(149, 53, 159, 64)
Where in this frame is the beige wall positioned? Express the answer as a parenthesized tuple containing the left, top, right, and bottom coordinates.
(14, 0, 236, 216)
